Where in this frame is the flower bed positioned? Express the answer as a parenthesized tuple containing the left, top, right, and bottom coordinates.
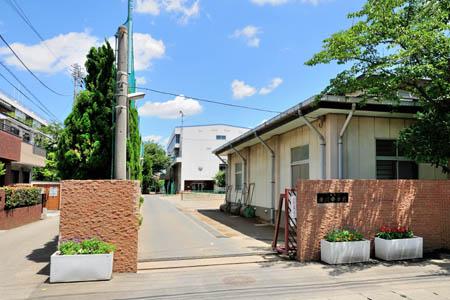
(375, 226, 423, 261)
(50, 238, 116, 283)
(321, 229, 370, 264)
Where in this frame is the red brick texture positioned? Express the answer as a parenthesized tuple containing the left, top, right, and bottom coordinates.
(60, 180, 141, 273)
(0, 130, 21, 161)
(296, 180, 450, 262)
(0, 190, 42, 229)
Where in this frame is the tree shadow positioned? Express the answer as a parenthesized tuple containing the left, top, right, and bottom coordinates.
(197, 209, 281, 244)
(26, 235, 58, 275)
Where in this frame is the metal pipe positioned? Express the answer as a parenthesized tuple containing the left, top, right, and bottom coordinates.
(299, 110, 326, 179)
(255, 133, 276, 224)
(338, 103, 356, 179)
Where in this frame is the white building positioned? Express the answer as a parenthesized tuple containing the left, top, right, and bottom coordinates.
(166, 124, 249, 192)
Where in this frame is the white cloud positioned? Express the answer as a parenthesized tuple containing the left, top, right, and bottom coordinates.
(251, 0, 289, 5)
(136, 76, 147, 85)
(232, 25, 262, 47)
(251, 0, 327, 5)
(259, 77, 283, 95)
(231, 80, 257, 99)
(143, 135, 162, 142)
(138, 95, 202, 119)
(0, 31, 165, 75)
(132, 33, 165, 71)
(136, 0, 160, 15)
(136, 0, 200, 24)
(0, 31, 99, 74)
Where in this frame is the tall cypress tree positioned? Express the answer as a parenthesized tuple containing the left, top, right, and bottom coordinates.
(57, 42, 116, 179)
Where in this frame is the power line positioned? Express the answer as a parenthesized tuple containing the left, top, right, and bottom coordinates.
(0, 67, 59, 122)
(0, 61, 58, 120)
(5, 0, 63, 65)
(135, 86, 282, 114)
(0, 33, 70, 97)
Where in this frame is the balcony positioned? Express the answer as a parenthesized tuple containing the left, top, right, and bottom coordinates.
(17, 142, 46, 167)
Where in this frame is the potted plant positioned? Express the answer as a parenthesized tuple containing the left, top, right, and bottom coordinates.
(50, 238, 116, 283)
(321, 229, 370, 264)
(375, 226, 422, 261)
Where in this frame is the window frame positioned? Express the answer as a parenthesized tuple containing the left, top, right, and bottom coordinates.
(290, 145, 309, 187)
(375, 139, 418, 179)
(234, 162, 243, 191)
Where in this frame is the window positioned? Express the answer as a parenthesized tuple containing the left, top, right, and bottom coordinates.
(376, 140, 418, 179)
(216, 135, 226, 140)
(235, 163, 243, 190)
(291, 145, 309, 187)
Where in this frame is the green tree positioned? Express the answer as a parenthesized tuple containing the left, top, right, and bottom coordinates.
(128, 106, 142, 180)
(141, 142, 170, 193)
(214, 170, 226, 188)
(57, 41, 116, 179)
(306, 0, 450, 173)
(33, 122, 63, 181)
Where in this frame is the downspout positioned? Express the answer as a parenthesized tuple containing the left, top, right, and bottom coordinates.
(298, 109, 326, 179)
(231, 145, 247, 188)
(255, 133, 275, 224)
(338, 103, 356, 179)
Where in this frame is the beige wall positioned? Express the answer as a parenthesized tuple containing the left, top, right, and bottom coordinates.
(19, 142, 45, 167)
(226, 114, 447, 216)
(342, 116, 447, 180)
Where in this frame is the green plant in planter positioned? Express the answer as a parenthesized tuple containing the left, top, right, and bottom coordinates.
(376, 226, 414, 240)
(325, 229, 364, 242)
(59, 238, 116, 255)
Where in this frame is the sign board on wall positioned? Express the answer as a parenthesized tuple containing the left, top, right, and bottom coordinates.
(317, 193, 348, 204)
(49, 187, 59, 197)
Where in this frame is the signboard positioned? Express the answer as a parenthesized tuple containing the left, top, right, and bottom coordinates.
(49, 187, 59, 197)
(317, 193, 348, 204)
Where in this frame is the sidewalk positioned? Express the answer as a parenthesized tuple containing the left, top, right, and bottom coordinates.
(0, 213, 59, 300)
(30, 254, 450, 299)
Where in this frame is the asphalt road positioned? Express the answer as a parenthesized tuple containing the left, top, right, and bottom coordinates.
(138, 195, 270, 261)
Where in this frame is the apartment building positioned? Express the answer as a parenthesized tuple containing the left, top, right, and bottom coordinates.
(166, 124, 249, 192)
(0, 91, 48, 186)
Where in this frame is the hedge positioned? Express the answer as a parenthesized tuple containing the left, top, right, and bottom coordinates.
(1, 187, 42, 210)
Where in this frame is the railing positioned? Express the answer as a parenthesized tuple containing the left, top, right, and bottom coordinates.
(32, 145, 47, 157)
(0, 122, 20, 137)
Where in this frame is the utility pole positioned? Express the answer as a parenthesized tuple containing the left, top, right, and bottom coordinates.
(71, 63, 84, 106)
(114, 25, 128, 179)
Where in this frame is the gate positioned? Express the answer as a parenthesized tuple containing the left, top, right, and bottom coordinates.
(272, 188, 297, 259)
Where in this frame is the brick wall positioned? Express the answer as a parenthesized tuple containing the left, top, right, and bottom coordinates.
(296, 180, 450, 262)
(0, 130, 21, 161)
(0, 189, 42, 229)
(60, 180, 140, 272)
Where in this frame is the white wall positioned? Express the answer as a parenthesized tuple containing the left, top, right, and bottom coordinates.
(180, 125, 248, 189)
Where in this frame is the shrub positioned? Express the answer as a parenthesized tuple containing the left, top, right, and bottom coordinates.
(59, 238, 116, 255)
(2, 187, 41, 210)
(139, 196, 144, 209)
(376, 226, 414, 240)
(325, 229, 364, 242)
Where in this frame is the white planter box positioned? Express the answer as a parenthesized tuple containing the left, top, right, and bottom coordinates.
(375, 236, 423, 261)
(50, 251, 113, 283)
(321, 239, 370, 264)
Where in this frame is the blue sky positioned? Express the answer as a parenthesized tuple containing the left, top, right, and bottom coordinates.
(0, 0, 365, 145)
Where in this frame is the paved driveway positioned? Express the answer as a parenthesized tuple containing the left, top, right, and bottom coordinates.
(0, 214, 59, 300)
(138, 195, 271, 261)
